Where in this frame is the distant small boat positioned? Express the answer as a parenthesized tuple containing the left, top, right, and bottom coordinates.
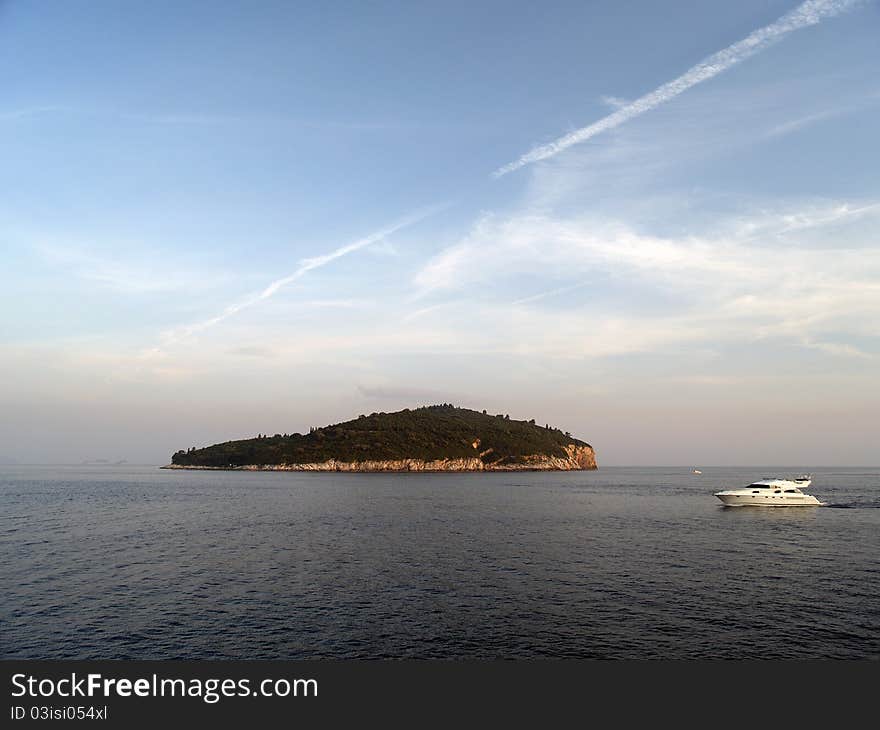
(692, 468, 702, 474)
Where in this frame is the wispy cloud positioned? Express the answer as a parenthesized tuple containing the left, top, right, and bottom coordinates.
(493, 0, 862, 177)
(801, 340, 871, 358)
(161, 204, 445, 345)
(732, 200, 880, 241)
(37, 244, 228, 294)
(0, 106, 68, 122)
(511, 281, 589, 306)
(599, 95, 629, 111)
(765, 107, 850, 138)
(764, 89, 880, 138)
(0, 104, 470, 132)
(226, 346, 277, 359)
(412, 201, 880, 359)
(357, 384, 461, 402)
(402, 302, 458, 323)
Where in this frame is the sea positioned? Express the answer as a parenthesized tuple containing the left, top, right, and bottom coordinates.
(2, 465, 878, 660)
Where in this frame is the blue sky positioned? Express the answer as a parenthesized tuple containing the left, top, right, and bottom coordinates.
(1, 0, 878, 464)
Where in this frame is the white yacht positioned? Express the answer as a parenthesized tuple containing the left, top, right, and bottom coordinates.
(714, 476, 823, 507)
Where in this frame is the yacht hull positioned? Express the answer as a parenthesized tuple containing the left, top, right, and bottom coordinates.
(715, 492, 822, 507)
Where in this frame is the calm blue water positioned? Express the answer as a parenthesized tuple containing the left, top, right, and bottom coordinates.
(2, 465, 878, 659)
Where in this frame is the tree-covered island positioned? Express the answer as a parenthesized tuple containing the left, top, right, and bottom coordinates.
(165, 404, 597, 472)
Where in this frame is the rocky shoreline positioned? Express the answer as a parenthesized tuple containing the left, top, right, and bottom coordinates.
(162, 444, 597, 472)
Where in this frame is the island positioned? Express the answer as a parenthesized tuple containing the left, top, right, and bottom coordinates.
(163, 404, 597, 472)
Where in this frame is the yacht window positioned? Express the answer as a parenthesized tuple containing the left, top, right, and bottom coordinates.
(784, 489, 796, 493)
(752, 490, 760, 494)
(774, 490, 781, 494)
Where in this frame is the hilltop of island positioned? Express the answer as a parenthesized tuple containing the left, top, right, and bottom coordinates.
(164, 404, 597, 472)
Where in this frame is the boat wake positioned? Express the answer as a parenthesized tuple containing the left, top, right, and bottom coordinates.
(823, 500, 880, 509)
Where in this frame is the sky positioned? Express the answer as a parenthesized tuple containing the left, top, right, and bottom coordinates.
(1, 0, 878, 465)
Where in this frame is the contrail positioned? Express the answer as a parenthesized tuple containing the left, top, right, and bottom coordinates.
(161, 204, 445, 345)
(493, 0, 862, 178)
